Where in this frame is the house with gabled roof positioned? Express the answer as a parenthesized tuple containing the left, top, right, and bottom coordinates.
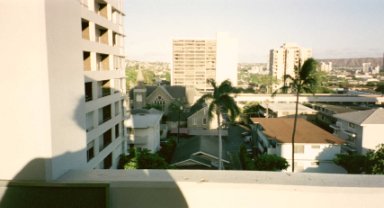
(130, 69, 187, 113)
(332, 108, 384, 154)
(171, 136, 230, 169)
(251, 118, 345, 173)
(131, 84, 187, 113)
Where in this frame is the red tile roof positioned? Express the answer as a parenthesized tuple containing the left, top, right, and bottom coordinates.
(251, 118, 344, 144)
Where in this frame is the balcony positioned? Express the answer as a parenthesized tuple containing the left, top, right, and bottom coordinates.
(3, 169, 382, 207)
(343, 130, 356, 138)
(329, 124, 340, 130)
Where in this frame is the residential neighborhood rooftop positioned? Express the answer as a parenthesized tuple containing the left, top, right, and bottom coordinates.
(251, 118, 344, 144)
(261, 103, 317, 114)
(333, 108, 384, 125)
(126, 108, 163, 128)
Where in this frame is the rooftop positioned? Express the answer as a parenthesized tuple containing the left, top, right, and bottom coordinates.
(333, 107, 384, 125)
(251, 118, 344, 144)
(260, 103, 317, 114)
(125, 108, 163, 128)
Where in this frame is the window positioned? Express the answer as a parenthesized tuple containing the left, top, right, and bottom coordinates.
(202, 118, 207, 125)
(99, 129, 112, 151)
(294, 145, 304, 153)
(83, 51, 91, 71)
(311, 145, 320, 149)
(98, 80, 111, 98)
(98, 105, 111, 124)
(87, 141, 95, 161)
(85, 82, 93, 102)
(81, 19, 90, 40)
(136, 94, 142, 102)
(115, 124, 119, 139)
(103, 153, 112, 169)
(115, 101, 120, 116)
(86, 111, 94, 132)
(349, 122, 356, 128)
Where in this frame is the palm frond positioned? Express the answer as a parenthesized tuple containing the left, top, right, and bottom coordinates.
(299, 58, 317, 81)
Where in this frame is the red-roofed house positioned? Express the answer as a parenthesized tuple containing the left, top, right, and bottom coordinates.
(251, 118, 345, 173)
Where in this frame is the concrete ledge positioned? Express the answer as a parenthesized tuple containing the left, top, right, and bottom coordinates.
(59, 169, 384, 187)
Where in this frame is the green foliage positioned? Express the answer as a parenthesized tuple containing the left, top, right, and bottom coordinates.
(122, 148, 169, 170)
(375, 82, 384, 94)
(334, 144, 384, 174)
(159, 138, 177, 163)
(249, 74, 278, 93)
(333, 153, 369, 173)
(366, 144, 384, 174)
(239, 145, 255, 170)
(144, 103, 163, 111)
(136, 148, 169, 169)
(239, 145, 288, 171)
(142, 70, 156, 85)
(165, 71, 171, 82)
(125, 67, 138, 89)
(254, 154, 289, 171)
(167, 100, 186, 121)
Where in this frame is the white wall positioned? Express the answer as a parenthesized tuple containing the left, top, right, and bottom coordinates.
(362, 124, 384, 153)
(216, 32, 238, 86)
(277, 143, 341, 172)
(0, 0, 86, 180)
(135, 125, 160, 153)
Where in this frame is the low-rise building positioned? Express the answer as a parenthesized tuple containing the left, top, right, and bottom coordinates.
(125, 109, 163, 152)
(251, 118, 345, 173)
(259, 103, 317, 118)
(332, 108, 384, 154)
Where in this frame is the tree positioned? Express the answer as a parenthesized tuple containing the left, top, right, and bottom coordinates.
(333, 153, 368, 173)
(254, 154, 289, 171)
(366, 144, 384, 174)
(273, 58, 318, 172)
(123, 148, 169, 169)
(375, 82, 384, 95)
(125, 66, 138, 89)
(193, 79, 242, 170)
(240, 102, 262, 123)
(333, 144, 384, 174)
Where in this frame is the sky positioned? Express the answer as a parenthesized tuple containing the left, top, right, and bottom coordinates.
(124, 0, 384, 63)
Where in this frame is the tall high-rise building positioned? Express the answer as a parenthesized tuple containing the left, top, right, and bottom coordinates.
(172, 33, 238, 92)
(269, 43, 312, 90)
(0, 0, 127, 180)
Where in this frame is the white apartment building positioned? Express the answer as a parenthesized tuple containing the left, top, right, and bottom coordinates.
(319, 62, 332, 73)
(172, 33, 238, 92)
(0, 0, 127, 180)
(332, 108, 384, 154)
(269, 43, 312, 90)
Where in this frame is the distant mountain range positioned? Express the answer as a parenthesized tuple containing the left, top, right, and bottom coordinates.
(318, 57, 383, 68)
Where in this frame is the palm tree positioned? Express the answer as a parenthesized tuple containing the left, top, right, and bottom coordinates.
(273, 58, 318, 172)
(193, 79, 241, 170)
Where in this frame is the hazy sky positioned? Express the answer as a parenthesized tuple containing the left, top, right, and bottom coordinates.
(124, 0, 384, 63)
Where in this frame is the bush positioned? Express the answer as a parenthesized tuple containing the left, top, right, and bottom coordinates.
(122, 148, 169, 170)
(159, 138, 177, 163)
(239, 145, 288, 171)
(333, 153, 368, 174)
(239, 145, 255, 170)
(254, 154, 288, 171)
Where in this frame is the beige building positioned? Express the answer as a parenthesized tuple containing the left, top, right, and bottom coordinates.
(172, 33, 238, 92)
(0, 0, 127, 180)
(269, 43, 312, 90)
(82, 0, 127, 170)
